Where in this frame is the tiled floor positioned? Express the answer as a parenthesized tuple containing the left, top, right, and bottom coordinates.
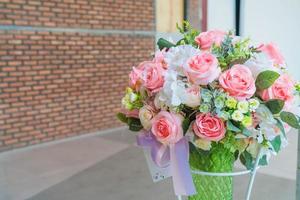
(0, 127, 298, 200)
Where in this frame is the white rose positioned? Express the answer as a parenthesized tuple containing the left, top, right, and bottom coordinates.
(255, 104, 276, 125)
(139, 105, 156, 130)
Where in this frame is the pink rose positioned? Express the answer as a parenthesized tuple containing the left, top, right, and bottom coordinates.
(219, 64, 256, 100)
(129, 61, 146, 90)
(151, 111, 183, 144)
(258, 43, 285, 66)
(195, 30, 226, 50)
(184, 52, 221, 85)
(261, 74, 294, 107)
(193, 113, 225, 142)
(182, 85, 201, 107)
(140, 61, 165, 93)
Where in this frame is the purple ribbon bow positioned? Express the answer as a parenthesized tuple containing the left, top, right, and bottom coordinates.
(137, 131, 196, 196)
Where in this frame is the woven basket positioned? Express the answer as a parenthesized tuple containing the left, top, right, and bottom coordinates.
(188, 143, 235, 200)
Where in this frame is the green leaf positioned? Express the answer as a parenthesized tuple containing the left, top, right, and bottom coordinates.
(157, 38, 175, 50)
(280, 111, 300, 129)
(270, 135, 281, 153)
(255, 70, 280, 90)
(234, 150, 239, 161)
(116, 112, 128, 123)
(242, 128, 252, 137)
(265, 99, 285, 114)
(182, 118, 191, 135)
(226, 120, 241, 132)
(259, 155, 268, 166)
(127, 117, 143, 132)
(240, 151, 254, 170)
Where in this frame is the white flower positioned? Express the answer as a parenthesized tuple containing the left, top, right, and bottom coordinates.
(247, 139, 260, 157)
(244, 52, 280, 78)
(194, 138, 212, 151)
(139, 105, 155, 130)
(130, 93, 138, 102)
(248, 98, 260, 111)
(158, 70, 200, 108)
(237, 101, 249, 113)
(259, 122, 278, 141)
(232, 110, 244, 121)
(154, 93, 167, 110)
(164, 45, 200, 75)
(159, 70, 186, 107)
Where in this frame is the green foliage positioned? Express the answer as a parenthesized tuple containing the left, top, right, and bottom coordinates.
(255, 70, 280, 90)
(242, 128, 252, 137)
(259, 155, 268, 166)
(240, 151, 254, 170)
(212, 33, 255, 70)
(122, 87, 143, 110)
(116, 112, 143, 132)
(127, 117, 143, 132)
(176, 21, 200, 47)
(116, 112, 128, 123)
(270, 135, 281, 153)
(226, 120, 241, 133)
(280, 111, 300, 129)
(265, 99, 285, 114)
(157, 38, 175, 50)
(182, 118, 191, 135)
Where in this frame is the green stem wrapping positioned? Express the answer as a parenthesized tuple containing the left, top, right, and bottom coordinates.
(188, 143, 235, 200)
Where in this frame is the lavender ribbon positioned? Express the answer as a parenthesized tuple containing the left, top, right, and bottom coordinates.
(137, 131, 196, 196)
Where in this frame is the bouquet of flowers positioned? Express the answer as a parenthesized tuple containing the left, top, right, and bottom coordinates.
(117, 22, 300, 200)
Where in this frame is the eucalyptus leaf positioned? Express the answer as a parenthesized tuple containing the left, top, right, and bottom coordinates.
(255, 70, 280, 90)
(280, 111, 300, 129)
(265, 99, 285, 114)
(242, 128, 252, 137)
(226, 120, 241, 132)
(157, 38, 175, 50)
(259, 155, 268, 166)
(240, 151, 254, 170)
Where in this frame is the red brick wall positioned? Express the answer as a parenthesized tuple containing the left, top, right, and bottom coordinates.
(0, 0, 155, 151)
(0, 0, 154, 30)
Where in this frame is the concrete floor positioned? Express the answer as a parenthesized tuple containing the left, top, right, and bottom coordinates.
(0, 127, 297, 200)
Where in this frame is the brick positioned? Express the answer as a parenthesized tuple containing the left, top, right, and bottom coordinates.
(0, 0, 154, 30)
(0, 1, 155, 151)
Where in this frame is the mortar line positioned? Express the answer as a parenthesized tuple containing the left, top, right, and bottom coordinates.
(0, 25, 156, 36)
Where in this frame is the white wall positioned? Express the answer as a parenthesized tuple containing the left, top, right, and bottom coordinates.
(241, 0, 300, 80)
(207, 0, 235, 30)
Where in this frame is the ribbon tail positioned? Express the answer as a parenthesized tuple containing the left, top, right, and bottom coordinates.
(170, 138, 196, 196)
